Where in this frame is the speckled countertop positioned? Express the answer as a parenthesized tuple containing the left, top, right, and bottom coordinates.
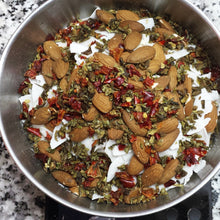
(0, 0, 220, 219)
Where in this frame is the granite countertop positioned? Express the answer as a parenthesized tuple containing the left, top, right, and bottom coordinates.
(0, 0, 220, 219)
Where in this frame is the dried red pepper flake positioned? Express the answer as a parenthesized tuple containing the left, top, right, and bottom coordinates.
(150, 101, 159, 117)
(37, 45, 44, 54)
(142, 188, 155, 199)
(22, 102, 29, 113)
(141, 91, 154, 105)
(190, 52, 196, 58)
(69, 97, 82, 112)
(118, 144, 126, 151)
(121, 102, 131, 107)
(24, 69, 38, 79)
(178, 60, 185, 68)
(27, 127, 42, 138)
(154, 133, 161, 140)
(143, 76, 154, 87)
(158, 40, 166, 46)
(92, 140, 99, 148)
(126, 64, 141, 77)
(38, 97, 44, 106)
(56, 109, 66, 125)
(74, 162, 86, 171)
(164, 179, 176, 187)
(134, 96, 140, 104)
(45, 131, 52, 141)
(64, 36, 72, 47)
(110, 189, 123, 206)
(80, 55, 87, 59)
(110, 47, 124, 63)
(59, 26, 72, 37)
(63, 112, 81, 121)
(18, 78, 30, 94)
(45, 33, 55, 41)
(35, 153, 48, 163)
(210, 66, 220, 82)
(116, 171, 135, 188)
(47, 96, 60, 109)
(88, 127, 95, 137)
(94, 66, 113, 75)
(129, 135, 137, 143)
(82, 177, 95, 188)
(167, 109, 178, 116)
(114, 76, 125, 87)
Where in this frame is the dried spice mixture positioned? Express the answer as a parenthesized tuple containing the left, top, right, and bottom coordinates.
(18, 8, 220, 205)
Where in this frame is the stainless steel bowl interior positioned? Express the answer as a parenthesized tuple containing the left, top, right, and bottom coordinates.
(0, 0, 220, 217)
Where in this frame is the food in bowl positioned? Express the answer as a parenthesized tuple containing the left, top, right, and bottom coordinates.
(18, 8, 220, 205)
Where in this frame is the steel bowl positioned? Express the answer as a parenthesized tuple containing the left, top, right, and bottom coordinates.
(0, 0, 219, 217)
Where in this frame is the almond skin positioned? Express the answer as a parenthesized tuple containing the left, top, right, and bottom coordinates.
(59, 77, 68, 93)
(154, 75, 170, 90)
(31, 107, 51, 125)
(205, 102, 218, 133)
(124, 31, 142, 51)
(37, 141, 61, 162)
(122, 110, 148, 137)
(184, 75, 192, 95)
(94, 52, 118, 68)
(42, 59, 53, 86)
(96, 9, 115, 24)
(132, 136, 149, 164)
(127, 155, 144, 176)
(147, 59, 161, 74)
(116, 10, 140, 21)
(92, 91, 112, 113)
(184, 96, 194, 116)
(52, 170, 77, 187)
(152, 43, 166, 64)
(69, 186, 79, 195)
(43, 41, 62, 60)
(155, 28, 174, 38)
(120, 51, 130, 63)
(168, 66, 178, 90)
(108, 34, 124, 51)
(154, 128, 180, 152)
(158, 159, 179, 184)
(82, 105, 99, 121)
(124, 188, 140, 204)
(69, 127, 90, 142)
(68, 68, 80, 90)
(159, 19, 175, 32)
(156, 117, 179, 134)
(107, 128, 124, 140)
(127, 78, 144, 90)
(127, 46, 156, 63)
(141, 163, 164, 187)
(119, 20, 145, 32)
(52, 59, 69, 79)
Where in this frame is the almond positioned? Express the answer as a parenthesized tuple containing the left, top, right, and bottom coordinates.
(141, 163, 164, 187)
(154, 75, 170, 90)
(120, 51, 130, 63)
(82, 105, 99, 121)
(184, 96, 194, 116)
(37, 141, 61, 162)
(96, 9, 115, 24)
(159, 19, 175, 32)
(108, 34, 124, 51)
(92, 91, 112, 113)
(52, 59, 69, 79)
(184, 75, 192, 95)
(154, 128, 180, 152)
(127, 78, 144, 90)
(168, 66, 178, 90)
(107, 128, 124, 140)
(87, 178, 100, 188)
(122, 110, 148, 137)
(42, 59, 53, 86)
(205, 102, 218, 133)
(69, 126, 90, 142)
(155, 28, 174, 38)
(59, 77, 68, 93)
(127, 46, 156, 63)
(158, 159, 179, 184)
(52, 170, 77, 187)
(45, 119, 56, 132)
(156, 117, 179, 134)
(119, 20, 145, 32)
(116, 10, 140, 21)
(68, 68, 80, 90)
(152, 43, 166, 64)
(124, 188, 141, 204)
(147, 59, 161, 74)
(132, 136, 149, 164)
(43, 41, 62, 60)
(124, 31, 142, 51)
(127, 155, 144, 176)
(69, 186, 79, 195)
(94, 52, 118, 68)
(31, 107, 51, 125)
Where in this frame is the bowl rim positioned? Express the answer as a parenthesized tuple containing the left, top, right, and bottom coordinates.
(0, 0, 220, 217)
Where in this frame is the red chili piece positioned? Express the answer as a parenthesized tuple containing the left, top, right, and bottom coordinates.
(27, 127, 42, 138)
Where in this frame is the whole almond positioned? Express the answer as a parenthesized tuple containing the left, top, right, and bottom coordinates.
(154, 75, 170, 90)
(184, 75, 192, 95)
(37, 141, 61, 162)
(158, 159, 179, 184)
(122, 110, 148, 136)
(132, 136, 149, 164)
(168, 66, 178, 90)
(119, 20, 145, 32)
(147, 59, 161, 74)
(42, 59, 53, 86)
(53, 59, 69, 79)
(184, 96, 194, 116)
(127, 78, 144, 90)
(155, 28, 174, 38)
(108, 128, 124, 140)
(205, 102, 218, 133)
(69, 127, 90, 142)
(156, 117, 179, 134)
(69, 186, 79, 195)
(124, 188, 140, 204)
(43, 41, 62, 60)
(94, 52, 118, 68)
(96, 9, 115, 24)
(68, 68, 80, 90)
(116, 10, 140, 21)
(108, 34, 124, 51)
(124, 31, 142, 51)
(152, 43, 166, 64)
(120, 51, 130, 63)
(127, 155, 144, 176)
(92, 91, 112, 113)
(159, 19, 175, 32)
(82, 105, 99, 121)
(59, 77, 68, 93)
(52, 170, 77, 187)
(31, 107, 51, 125)
(127, 46, 156, 63)
(154, 128, 180, 152)
(141, 163, 164, 187)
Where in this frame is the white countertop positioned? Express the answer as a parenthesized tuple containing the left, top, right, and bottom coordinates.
(0, 0, 219, 219)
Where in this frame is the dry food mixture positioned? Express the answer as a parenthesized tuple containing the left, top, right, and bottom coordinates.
(18, 8, 220, 205)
